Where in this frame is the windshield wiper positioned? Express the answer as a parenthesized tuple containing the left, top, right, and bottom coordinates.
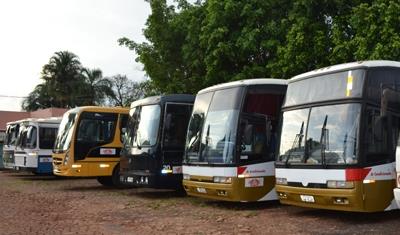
(320, 115, 328, 168)
(285, 121, 304, 166)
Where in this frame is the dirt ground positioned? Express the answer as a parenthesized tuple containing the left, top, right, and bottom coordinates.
(0, 170, 399, 235)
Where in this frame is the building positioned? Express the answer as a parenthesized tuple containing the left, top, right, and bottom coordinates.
(0, 108, 67, 134)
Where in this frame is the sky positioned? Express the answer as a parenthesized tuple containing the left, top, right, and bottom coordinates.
(0, 0, 151, 111)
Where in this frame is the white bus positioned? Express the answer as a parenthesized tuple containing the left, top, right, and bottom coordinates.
(276, 60, 400, 212)
(14, 118, 61, 174)
(2, 120, 24, 169)
(182, 79, 287, 201)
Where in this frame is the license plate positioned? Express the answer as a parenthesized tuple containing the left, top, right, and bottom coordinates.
(39, 157, 52, 163)
(127, 177, 134, 183)
(196, 187, 207, 193)
(300, 195, 315, 203)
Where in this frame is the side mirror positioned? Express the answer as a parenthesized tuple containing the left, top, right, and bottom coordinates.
(121, 127, 127, 134)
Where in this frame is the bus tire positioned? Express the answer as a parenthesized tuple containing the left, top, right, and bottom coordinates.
(96, 176, 114, 187)
(111, 163, 126, 188)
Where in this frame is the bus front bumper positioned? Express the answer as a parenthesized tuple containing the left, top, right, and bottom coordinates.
(53, 162, 116, 177)
(120, 171, 182, 189)
(183, 179, 237, 201)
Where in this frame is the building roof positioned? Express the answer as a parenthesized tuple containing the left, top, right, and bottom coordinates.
(0, 108, 68, 132)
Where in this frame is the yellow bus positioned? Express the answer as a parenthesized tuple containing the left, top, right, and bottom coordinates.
(182, 79, 287, 201)
(276, 60, 400, 212)
(52, 106, 129, 187)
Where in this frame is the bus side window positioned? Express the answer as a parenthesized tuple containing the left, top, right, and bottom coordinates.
(365, 109, 397, 164)
(119, 114, 128, 144)
(163, 104, 193, 149)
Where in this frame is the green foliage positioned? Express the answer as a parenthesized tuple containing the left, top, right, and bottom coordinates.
(122, 0, 400, 93)
(347, 0, 400, 60)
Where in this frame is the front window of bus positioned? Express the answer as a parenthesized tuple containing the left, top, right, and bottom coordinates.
(185, 93, 213, 162)
(186, 87, 243, 164)
(17, 125, 37, 149)
(279, 104, 361, 165)
(5, 124, 19, 146)
(127, 105, 161, 148)
(54, 113, 77, 153)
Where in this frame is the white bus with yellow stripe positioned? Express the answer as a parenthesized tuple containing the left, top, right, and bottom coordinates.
(276, 60, 400, 212)
(182, 79, 287, 202)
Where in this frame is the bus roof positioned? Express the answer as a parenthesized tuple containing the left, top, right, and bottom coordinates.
(65, 106, 129, 115)
(21, 117, 62, 125)
(290, 60, 400, 83)
(6, 118, 30, 126)
(130, 94, 195, 108)
(198, 78, 287, 94)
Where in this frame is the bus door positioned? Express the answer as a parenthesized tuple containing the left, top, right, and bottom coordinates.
(161, 103, 193, 174)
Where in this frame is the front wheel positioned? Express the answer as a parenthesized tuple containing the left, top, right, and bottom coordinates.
(96, 176, 114, 187)
(96, 163, 124, 188)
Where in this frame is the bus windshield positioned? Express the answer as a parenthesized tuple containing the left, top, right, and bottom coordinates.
(5, 124, 19, 146)
(17, 125, 37, 149)
(186, 87, 243, 164)
(54, 113, 77, 152)
(278, 103, 361, 165)
(126, 104, 161, 148)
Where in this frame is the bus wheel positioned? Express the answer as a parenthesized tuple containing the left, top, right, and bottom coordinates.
(111, 164, 125, 188)
(96, 176, 113, 187)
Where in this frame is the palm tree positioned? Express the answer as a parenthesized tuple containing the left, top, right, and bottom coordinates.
(81, 68, 114, 105)
(41, 51, 83, 107)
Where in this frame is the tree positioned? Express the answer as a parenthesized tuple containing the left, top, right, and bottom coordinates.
(332, 0, 400, 62)
(107, 75, 147, 107)
(41, 51, 85, 107)
(22, 51, 112, 111)
(21, 84, 51, 111)
(81, 68, 114, 105)
(121, 0, 400, 94)
(119, 0, 207, 94)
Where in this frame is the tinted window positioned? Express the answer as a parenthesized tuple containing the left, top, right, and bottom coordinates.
(366, 68, 400, 107)
(163, 104, 193, 149)
(364, 108, 398, 164)
(77, 112, 117, 143)
(39, 127, 58, 149)
(127, 105, 161, 147)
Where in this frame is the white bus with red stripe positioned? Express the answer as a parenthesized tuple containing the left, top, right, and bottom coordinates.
(275, 61, 400, 212)
(182, 79, 287, 202)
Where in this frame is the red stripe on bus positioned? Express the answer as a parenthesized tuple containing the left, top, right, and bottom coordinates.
(237, 166, 247, 175)
(345, 168, 371, 181)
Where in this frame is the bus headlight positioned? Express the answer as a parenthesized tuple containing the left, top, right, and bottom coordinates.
(276, 177, 287, 185)
(63, 152, 70, 165)
(183, 174, 190, 180)
(327, 180, 354, 189)
(213, 176, 232, 184)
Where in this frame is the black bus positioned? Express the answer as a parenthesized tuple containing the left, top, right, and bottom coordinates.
(120, 94, 194, 189)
